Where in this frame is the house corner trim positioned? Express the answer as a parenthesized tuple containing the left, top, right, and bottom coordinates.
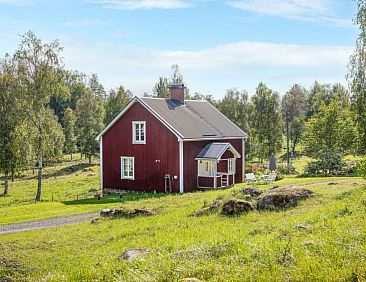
(242, 138, 245, 182)
(100, 136, 103, 192)
(179, 139, 184, 193)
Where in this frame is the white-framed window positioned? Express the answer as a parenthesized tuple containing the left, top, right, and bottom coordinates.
(121, 156, 134, 180)
(198, 160, 214, 176)
(132, 121, 146, 144)
(228, 158, 235, 174)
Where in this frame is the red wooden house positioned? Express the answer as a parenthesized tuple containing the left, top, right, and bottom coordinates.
(96, 84, 247, 194)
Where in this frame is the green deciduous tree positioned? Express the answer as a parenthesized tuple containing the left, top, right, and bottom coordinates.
(0, 55, 24, 195)
(281, 84, 308, 156)
(348, 0, 366, 153)
(217, 89, 249, 131)
(308, 81, 350, 118)
(152, 65, 190, 98)
(191, 92, 217, 106)
(15, 31, 69, 202)
(24, 109, 65, 166)
(216, 89, 251, 157)
(42, 109, 65, 162)
(307, 81, 329, 117)
(303, 101, 356, 175)
(75, 91, 105, 164)
(251, 82, 282, 162)
(88, 73, 106, 100)
(357, 157, 366, 178)
(63, 107, 77, 160)
(331, 83, 351, 108)
(303, 101, 356, 159)
(64, 71, 88, 111)
(153, 77, 170, 98)
(104, 86, 132, 125)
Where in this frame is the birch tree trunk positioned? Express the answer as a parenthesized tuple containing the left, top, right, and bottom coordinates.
(35, 125, 43, 202)
(3, 173, 9, 196)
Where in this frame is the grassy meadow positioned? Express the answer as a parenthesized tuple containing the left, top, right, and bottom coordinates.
(1, 159, 366, 281)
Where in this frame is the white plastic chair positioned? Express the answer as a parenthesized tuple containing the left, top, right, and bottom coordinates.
(245, 173, 258, 184)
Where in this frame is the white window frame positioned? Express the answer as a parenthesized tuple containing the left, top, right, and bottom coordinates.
(132, 121, 146, 144)
(121, 156, 135, 180)
(228, 158, 235, 174)
(198, 160, 215, 177)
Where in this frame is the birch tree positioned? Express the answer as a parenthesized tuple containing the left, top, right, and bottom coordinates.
(348, 0, 366, 153)
(251, 82, 282, 162)
(281, 84, 307, 155)
(15, 31, 68, 202)
(0, 55, 23, 195)
(75, 90, 105, 164)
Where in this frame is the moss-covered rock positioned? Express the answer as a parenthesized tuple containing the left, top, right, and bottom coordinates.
(190, 198, 223, 216)
(221, 199, 255, 216)
(257, 186, 313, 211)
(241, 187, 263, 197)
(101, 207, 156, 218)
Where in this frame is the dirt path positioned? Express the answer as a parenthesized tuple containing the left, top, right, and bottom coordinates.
(0, 211, 100, 235)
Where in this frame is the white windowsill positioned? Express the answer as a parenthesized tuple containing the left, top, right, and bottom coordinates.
(132, 141, 146, 144)
(122, 176, 135, 180)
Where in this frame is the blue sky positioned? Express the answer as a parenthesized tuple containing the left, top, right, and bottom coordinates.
(0, 0, 358, 98)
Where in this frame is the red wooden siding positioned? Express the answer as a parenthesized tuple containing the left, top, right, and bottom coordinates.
(217, 160, 228, 173)
(197, 177, 214, 188)
(221, 150, 234, 159)
(102, 102, 180, 193)
(229, 174, 234, 185)
(183, 139, 244, 192)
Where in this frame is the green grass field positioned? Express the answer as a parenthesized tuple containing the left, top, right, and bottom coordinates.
(1, 159, 366, 281)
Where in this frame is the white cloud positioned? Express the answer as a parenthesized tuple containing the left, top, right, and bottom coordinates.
(62, 39, 352, 97)
(227, 0, 352, 27)
(86, 0, 192, 10)
(64, 19, 110, 27)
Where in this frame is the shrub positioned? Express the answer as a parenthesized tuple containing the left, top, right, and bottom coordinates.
(304, 150, 344, 176)
(245, 163, 267, 174)
(357, 157, 366, 179)
(277, 164, 297, 175)
(275, 173, 284, 181)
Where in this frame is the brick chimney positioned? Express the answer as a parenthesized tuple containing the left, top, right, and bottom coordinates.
(170, 84, 185, 104)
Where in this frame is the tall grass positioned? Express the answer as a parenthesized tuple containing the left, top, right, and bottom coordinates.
(0, 167, 365, 281)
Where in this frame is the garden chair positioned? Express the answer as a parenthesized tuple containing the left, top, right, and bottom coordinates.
(245, 173, 258, 184)
(267, 173, 277, 183)
(257, 173, 277, 184)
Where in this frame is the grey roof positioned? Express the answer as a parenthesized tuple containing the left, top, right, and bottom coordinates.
(140, 98, 247, 139)
(196, 142, 241, 160)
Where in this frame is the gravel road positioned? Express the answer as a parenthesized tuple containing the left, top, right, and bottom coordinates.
(0, 211, 100, 235)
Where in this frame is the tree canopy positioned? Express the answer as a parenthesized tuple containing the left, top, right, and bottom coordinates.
(348, 0, 366, 153)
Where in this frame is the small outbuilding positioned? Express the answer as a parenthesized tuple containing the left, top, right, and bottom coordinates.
(96, 84, 247, 194)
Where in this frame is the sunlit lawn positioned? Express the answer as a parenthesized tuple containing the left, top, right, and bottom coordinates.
(1, 158, 366, 281)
